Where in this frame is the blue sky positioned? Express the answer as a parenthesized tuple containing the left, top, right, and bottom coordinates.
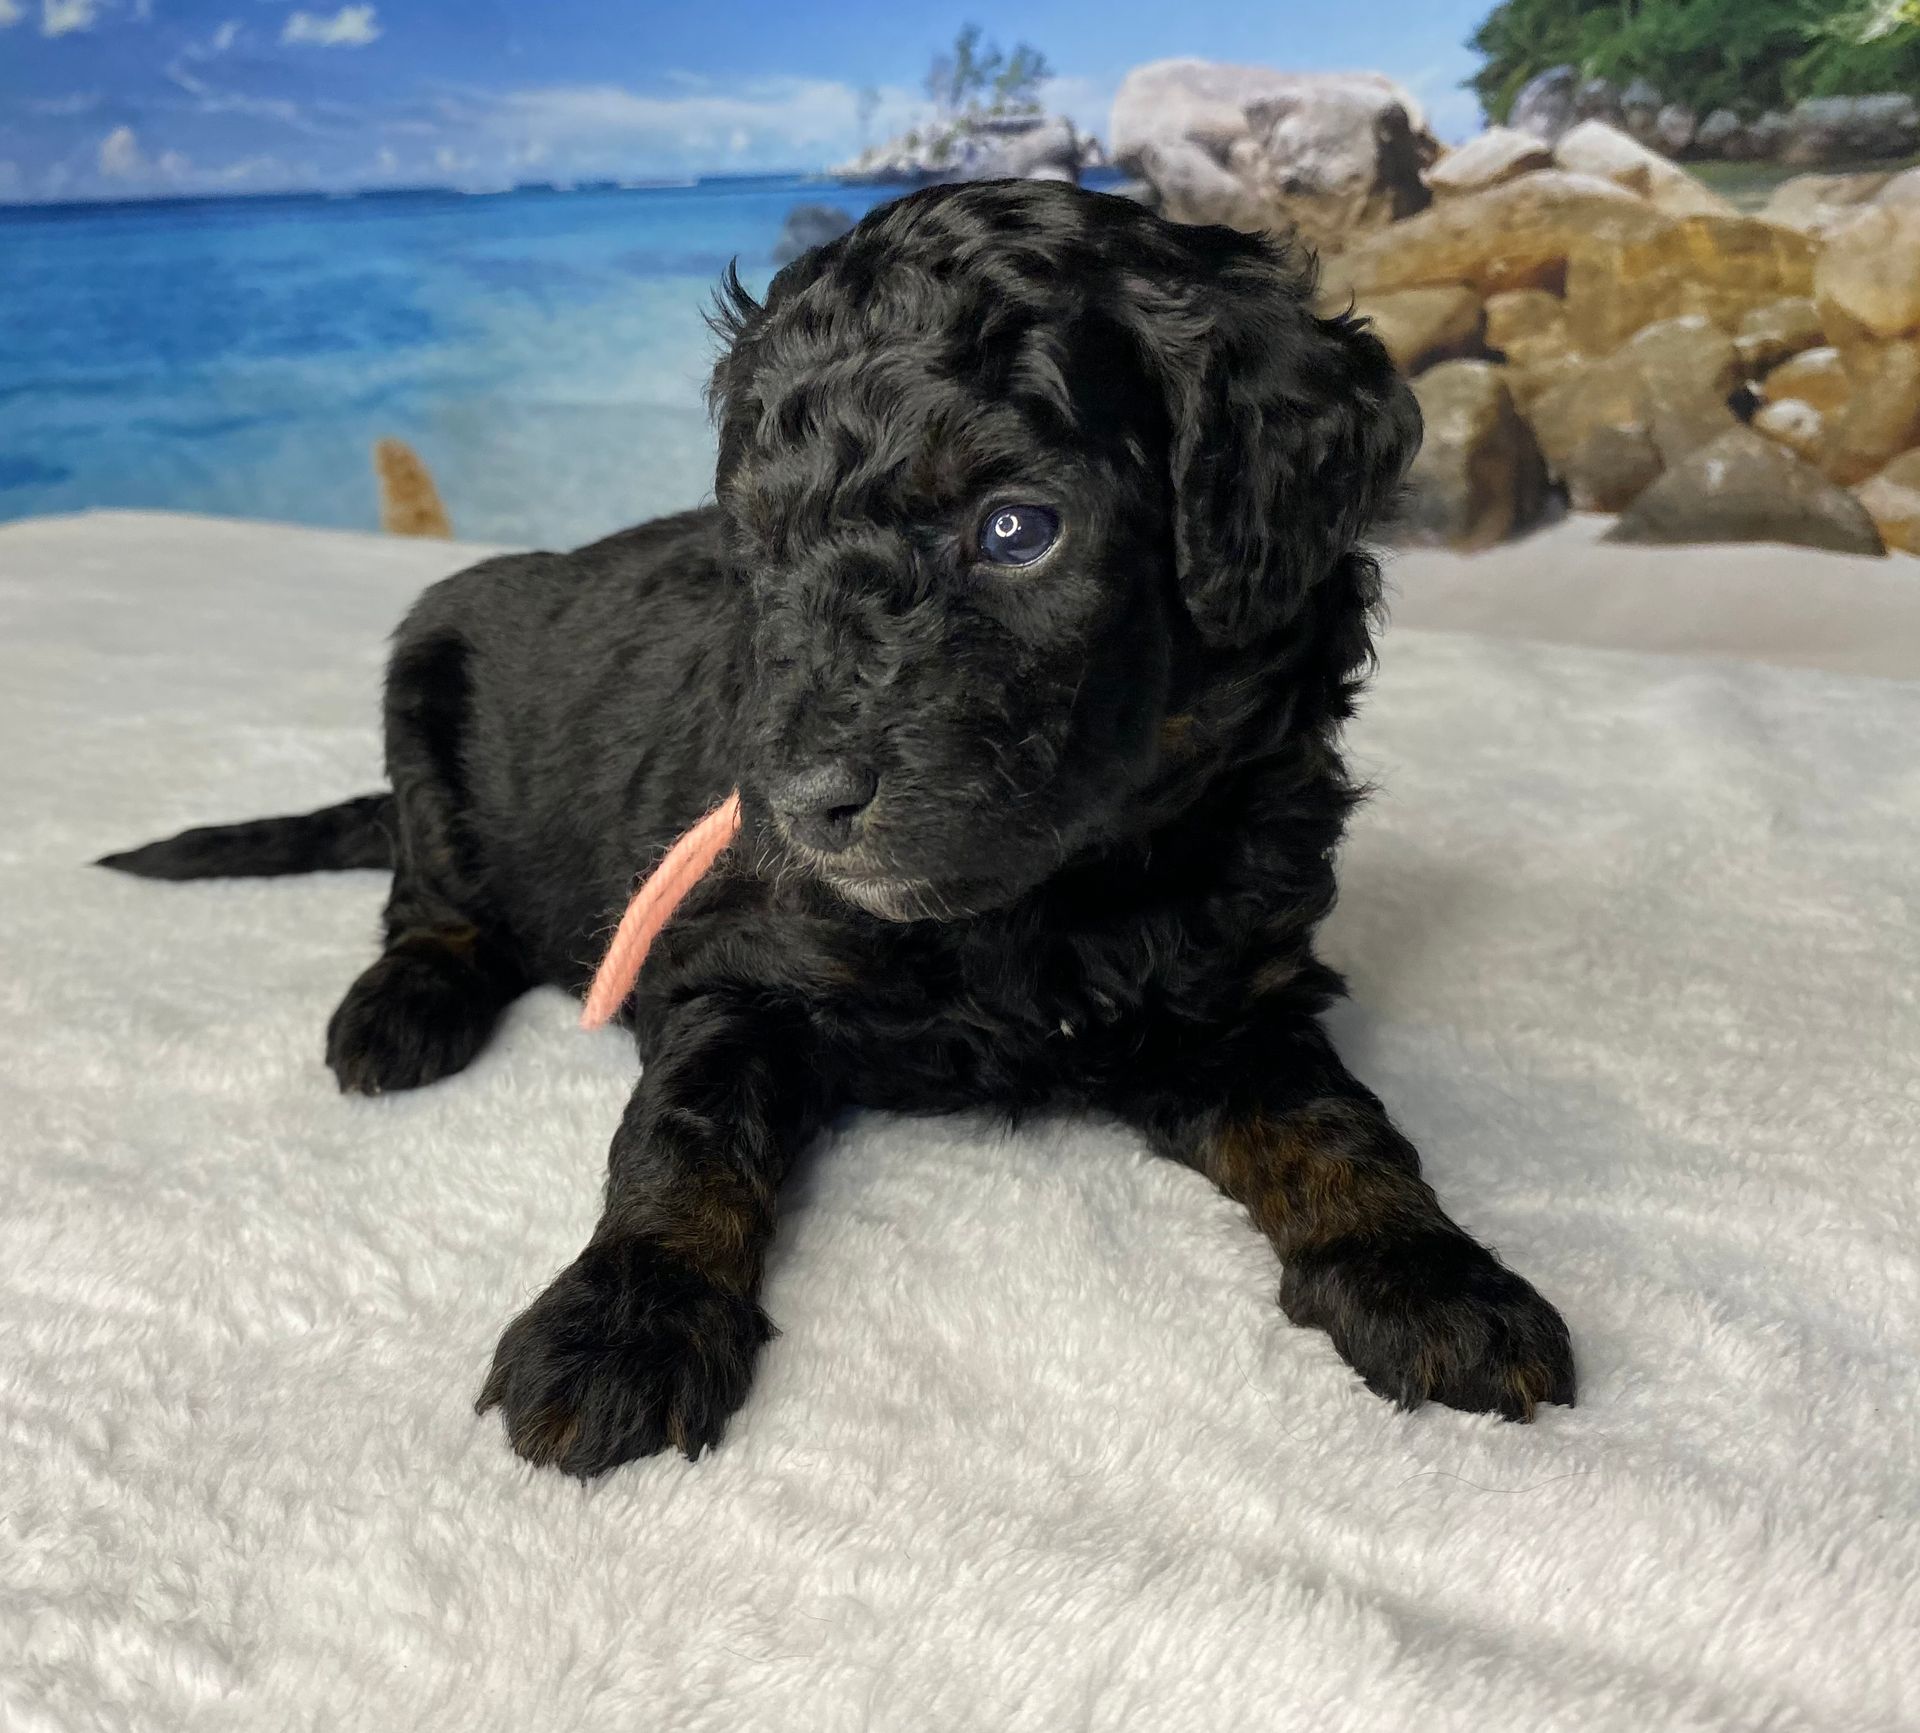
(0, 1, 1493, 203)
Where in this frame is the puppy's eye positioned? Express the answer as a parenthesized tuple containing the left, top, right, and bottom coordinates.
(977, 504, 1060, 567)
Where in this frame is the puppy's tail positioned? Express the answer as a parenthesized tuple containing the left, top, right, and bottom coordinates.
(95, 792, 395, 881)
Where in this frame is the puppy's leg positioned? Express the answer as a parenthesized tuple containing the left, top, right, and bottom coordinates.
(1116, 1019, 1575, 1421)
(326, 628, 526, 1094)
(477, 985, 829, 1476)
(325, 902, 525, 1095)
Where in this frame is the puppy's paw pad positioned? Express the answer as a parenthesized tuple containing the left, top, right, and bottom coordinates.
(325, 947, 492, 1094)
(477, 1238, 770, 1477)
(1281, 1230, 1576, 1422)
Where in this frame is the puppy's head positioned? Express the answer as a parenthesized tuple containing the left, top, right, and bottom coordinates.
(709, 180, 1419, 920)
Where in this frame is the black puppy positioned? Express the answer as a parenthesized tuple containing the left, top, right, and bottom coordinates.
(104, 180, 1575, 1476)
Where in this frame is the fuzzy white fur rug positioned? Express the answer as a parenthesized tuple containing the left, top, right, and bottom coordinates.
(3, 513, 1917, 1733)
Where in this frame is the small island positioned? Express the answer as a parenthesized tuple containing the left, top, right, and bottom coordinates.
(832, 25, 1101, 186)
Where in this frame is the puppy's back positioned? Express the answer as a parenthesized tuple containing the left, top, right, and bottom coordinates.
(389, 506, 753, 985)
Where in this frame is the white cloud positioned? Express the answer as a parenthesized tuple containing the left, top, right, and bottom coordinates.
(0, 0, 22, 30)
(210, 153, 287, 186)
(89, 126, 285, 197)
(281, 5, 379, 48)
(97, 125, 189, 184)
(29, 90, 103, 115)
(395, 73, 938, 185)
(211, 19, 240, 53)
(485, 76, 922, 165)
(42, 0, 101, 36)
(96, 125, 140, 177)
(97, 125, 140, 178)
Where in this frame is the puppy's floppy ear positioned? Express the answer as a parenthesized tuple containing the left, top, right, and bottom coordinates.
(1145, 235, 1421, 646)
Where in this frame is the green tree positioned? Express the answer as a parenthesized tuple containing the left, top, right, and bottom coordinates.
(1467, 0, 1596, 123)
(1799, 0, 1920, 91)
(925, 24, 988, 115)
(1467, 0, 1920, 123)
(1829, 0, 1920, 39)
(991, 43, 1053, 113)
(924, 24, 1053, 118)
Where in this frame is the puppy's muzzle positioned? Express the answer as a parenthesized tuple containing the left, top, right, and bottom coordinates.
(770, 760, 878, 854)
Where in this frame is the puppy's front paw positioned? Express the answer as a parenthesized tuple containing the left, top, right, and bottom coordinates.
(1280, 1230, 1575, 1421)
(476, 1238, 770, 1477)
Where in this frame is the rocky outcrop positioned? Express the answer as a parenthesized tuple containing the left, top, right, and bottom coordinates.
(1746, 112, 1794, 161)
(992, 116, 1083, 180)
(1734, 297, 1825, 373)
(1563, 215, 1815, 355)
(772, 204, 853, 265)
(834, 112, 1089, 185)
(1529, 316, 1743, 473)
(1815, 205, 1920, 344)
(1880, 168, 1920, 210)
(1505, 351, 1587, 415)
(1551, 121, 1732, 218)
(1575, 77, 1624, 129)
(1099, 58, 1920, 552)
(1425, 127, 1552, 197)
(1821, 341, 1920, 486)
(1752, 398, 1827, 465)
(1337, 171, 1660, 297)
(1764, 347, 1852, 416)
(1780, 95, 1920, 168)
(1354, 287, 1485, 375)
(1507, 80, 1919, 167)
(1110, 61, 1437, 252)
(1854, 450, 1920, 554)
(1655, 103, 1697, 156)
(1484, 288, 1571, 367)
(1398, 362, 1549, 550)
(1761, 171, 1893, 237)
(1509, 66, 1579, 145)
(1607, 427, 1885, 555)
(1695, 109, 1750, 159)
(1561, 423, 1664, 513)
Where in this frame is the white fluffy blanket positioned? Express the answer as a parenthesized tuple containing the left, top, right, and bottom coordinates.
(3, 513, 1916, 1733)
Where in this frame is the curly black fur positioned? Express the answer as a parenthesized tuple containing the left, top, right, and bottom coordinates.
(106, 181, 1574, 1475)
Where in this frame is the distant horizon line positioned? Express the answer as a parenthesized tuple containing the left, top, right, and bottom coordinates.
(0, 169, 852, 216)
(0, 162, 1129, 218)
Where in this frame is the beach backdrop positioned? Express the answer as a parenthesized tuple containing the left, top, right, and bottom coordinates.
(4, 1, 1918, 552)
(0, 0, 1512, 548)
(0, 1, 1501, 547)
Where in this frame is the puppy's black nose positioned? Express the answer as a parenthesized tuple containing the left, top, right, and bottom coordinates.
(771, 761, 878, 854)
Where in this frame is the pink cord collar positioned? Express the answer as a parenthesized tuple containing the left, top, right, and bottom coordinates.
(580, 791, 742, 1030)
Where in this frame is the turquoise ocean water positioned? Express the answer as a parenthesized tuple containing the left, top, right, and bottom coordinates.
(0, 173, 1044, 549)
